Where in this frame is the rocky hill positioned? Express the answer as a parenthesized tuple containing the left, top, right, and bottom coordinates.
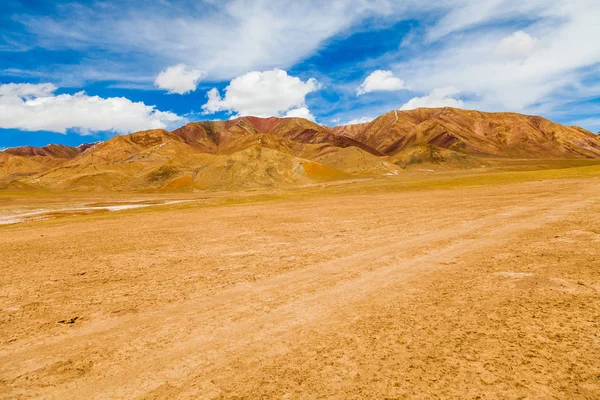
(1, 108, 598, 191)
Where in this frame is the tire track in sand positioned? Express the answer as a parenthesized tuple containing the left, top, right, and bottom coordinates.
(0, 189, 597, 399)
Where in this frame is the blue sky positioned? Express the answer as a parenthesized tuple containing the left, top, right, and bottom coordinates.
(0, 0, 599, 148)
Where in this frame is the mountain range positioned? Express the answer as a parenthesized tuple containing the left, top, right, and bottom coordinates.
(1, 107, 599, 191)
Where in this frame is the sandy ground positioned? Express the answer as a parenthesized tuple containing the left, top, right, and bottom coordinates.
(1, 176, 600, 399)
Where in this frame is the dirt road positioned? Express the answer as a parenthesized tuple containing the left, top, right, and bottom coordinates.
(1, 177, 599, 398)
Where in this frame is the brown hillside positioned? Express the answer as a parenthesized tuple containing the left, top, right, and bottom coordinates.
(4, 144, 81, 159)
(173, 117, 382, 156)
(0, 143, 91, 184)
(1, 108, 599, 191)
(15, 128, 356, 191)
(334, 107, 600, 158)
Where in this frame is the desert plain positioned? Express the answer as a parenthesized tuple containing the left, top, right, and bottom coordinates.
(1, 163, 600, 399)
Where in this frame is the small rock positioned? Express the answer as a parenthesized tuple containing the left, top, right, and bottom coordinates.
(58, 317, 79, 325)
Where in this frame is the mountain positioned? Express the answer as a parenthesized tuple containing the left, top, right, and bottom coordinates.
(333, 107, 600, 158)
(0, 144, 92, 186)
(171, 116, 382, 155)
(1, 108, 599, 191)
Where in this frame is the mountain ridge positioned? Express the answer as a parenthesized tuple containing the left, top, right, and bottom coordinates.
(1, 108, 599, 191)
(333, 107, 600, 158)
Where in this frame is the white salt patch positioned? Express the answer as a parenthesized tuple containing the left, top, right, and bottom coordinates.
(102, 200, 190, 211)
(103, 204, 161, 211)
(0, 200, 192, 225)
(0, 218, 22, 225)
(0, 215, 49, 225)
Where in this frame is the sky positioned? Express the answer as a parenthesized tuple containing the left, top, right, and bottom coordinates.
(0, 0, 599, 148)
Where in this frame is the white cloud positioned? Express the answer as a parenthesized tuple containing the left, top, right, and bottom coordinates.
(393, 0, 600, 115)
(154, 63, 206, 94)
(571, 117, 600, 133)
(426, 0, 546, 41)
(496, 31, 536, 61)
(4, 0, 600, 126)
(11, 1, 424, 83)
(400, 87, 464, 110)
(357, 70, 407, 95)
(346, 116, 374, 125)
(0, 83, 57, 98)
(202, 69, 320, 118)
(0, 83, 184, 134)
(284, 107, 316, 121)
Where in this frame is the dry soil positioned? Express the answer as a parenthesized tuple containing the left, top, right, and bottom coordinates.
(1, 175, 599, 399)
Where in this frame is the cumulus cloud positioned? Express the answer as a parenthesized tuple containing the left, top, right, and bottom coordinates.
(496, 31, 536, 61)
(284, 107, 316, 121)
(346, 116, 374, 125)
(356, 70, 407, 95)
(0, 83, 57, 98)
(0, 83, 184, 134)
(202, 69, 320, 118)
(399, 87, 464, 110)
(5, 0, 600, 126)
(154, 64, 206, 94)
(394, 1, 600, 115)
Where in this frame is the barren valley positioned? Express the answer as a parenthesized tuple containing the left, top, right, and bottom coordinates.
(3, 0, 600, 397)
(2, 108, 600, 398)
(1, 164, 600, 399)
